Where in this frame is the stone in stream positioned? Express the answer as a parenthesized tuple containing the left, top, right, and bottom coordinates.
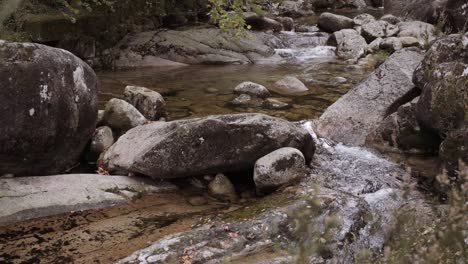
(229, 94, 263, 107)
(233, 81, 271, 98)
(278, 1, 314, 18)
(263, 98, 290, 110)
(274, 17, 295, 31)
(243, 13, 283, 32)
(397, 21, 437, 47)
(90, 126, 115, 154)
(327, 29, 367, 60)
(208, 173, 238, 202)
(271, 76, 309, 95)
(124, 85, 167, 121)
(254, 147, 308, 194)
(0, 41, 98, 176)
(380, 14, 401, 25)
(103, 113, 315, 179)
(361, 20, 399, 42)
(317, 12, 355, 33)
(102, 98, 147, 134)
(353, 13, 376, 26)
(316, 48, 424, 145)
(380, 37, 403, 52)
(114, 28, 282, 67)
(366, 37, 383, 53)
(0, 174, 177, 226)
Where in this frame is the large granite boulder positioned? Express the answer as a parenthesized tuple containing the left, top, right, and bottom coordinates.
(317, 12, 354, 33)
(361, 20, 399, 42)
(114, 28, 282, 67)
(0, 41, 98, 176)
(316, 48, 424, 145)
(327, 29, 367, 60)
(103, 113, 315, 179)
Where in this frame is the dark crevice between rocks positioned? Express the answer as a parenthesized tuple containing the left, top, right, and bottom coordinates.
(383, 87, 421, 118)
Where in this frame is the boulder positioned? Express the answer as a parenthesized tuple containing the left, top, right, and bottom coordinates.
(103, 113, 315, 179)
(114, 28, 282, 67)
(274, 17, 295, 31)
(90, 126, 115, 154)
(312, 0, 368, 9)
(229, 94, 263, 107)
(384, 0, 447, 24)
(318, 12, 354, 33)
(124, 86, 166, 121)
(397, 21, 437, 47)
(361, 20, 399, 42)
(271, 76, 309, 95)
(233, 81, 270, 98)
(263, 98, 290, 110)
(415, 62, 468, 136)
(254, 147, 308, 194)
(366, 98, 440, 154)
(327, 29, 367, 60)
(208, 173, 238, 202)
(243, 13, 283, 32)
(0, 41, 98, 176)
(0, 174, 176, 226)
(353, 13, 376, 26)
(380, 14, 401, 25)
(446, 0, 468, 32)
(366, 37, 383, 53)
(399, 36, 421, 48)
(380, 37, 403, 52)
(102, 98, 147, 133)
(413, 33, 468, 88)
(316, 48, 424, 145)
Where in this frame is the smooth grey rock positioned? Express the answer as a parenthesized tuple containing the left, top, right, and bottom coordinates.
(90, 126, 114, 154)
(316, 48, 424, 145)
(274, 17, 294, 31)
(124, 85, 166, 121)
(380, 37, 403, 52)
(103, 113, 315, 179)
(208, 173, 238, 202)
(0, 41, 98, 176)
(361, 20, 399, 42)
(397, 21, 437, 47)
(366, 37, 383, 53)
(233, 81, 270, 98)
(243, 13, 283, 32)
(114, 28, 282, 67)
(278, 1, 314, 18)
(97, 110, 105, 125)
(102, 98, 147, 133)
(399, 36, 421, 47)
(0, 174, 177, 226)
(329, 76, 347, 85)
(230, 94, 263, 107)
(271, 76, 309, 95)
(380, 14, 401, 25)
(254, 147, 308, 194)
(263, 98, 290, 110)
(318, 12, 354, 33)
(353, 13, 376, 26)
(328, 29, 367, 60)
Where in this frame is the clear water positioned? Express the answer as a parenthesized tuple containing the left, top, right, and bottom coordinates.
(97, 31, 376, 121)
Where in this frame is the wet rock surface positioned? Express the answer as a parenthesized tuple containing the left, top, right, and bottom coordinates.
(0, 41, 98, 176)
(124, 86, 166, 121)
(317, 12, 354, 33)
(316, 48, 424, 145)
(328, 29, 367, 60)
(233, 82, 271, 98)
(103, 113, 315, 179)
(271, 76, 309, 95)
(114, 28, 282, 67)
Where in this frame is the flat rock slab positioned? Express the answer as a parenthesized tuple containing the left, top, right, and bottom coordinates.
(316, 48, 424, 145)
(0, 174, 176, 226)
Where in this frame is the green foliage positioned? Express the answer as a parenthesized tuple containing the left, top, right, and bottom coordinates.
(207, 0, 250, 36)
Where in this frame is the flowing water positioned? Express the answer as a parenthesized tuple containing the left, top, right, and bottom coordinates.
(98, 31, 377, 121)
